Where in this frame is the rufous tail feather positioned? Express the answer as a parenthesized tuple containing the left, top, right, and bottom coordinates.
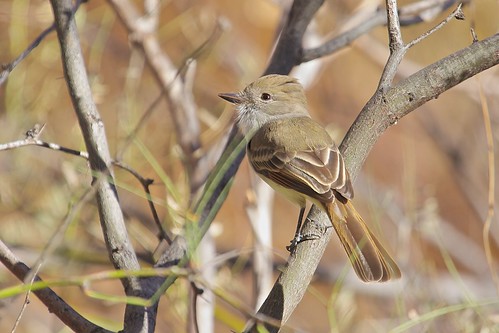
(323, 200, 401, 282)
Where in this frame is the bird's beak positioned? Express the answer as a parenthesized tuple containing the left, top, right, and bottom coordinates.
(218, 92, 243, 105)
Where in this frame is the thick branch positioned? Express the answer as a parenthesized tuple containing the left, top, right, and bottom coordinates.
(49, 1, 153, 332)
(265, 0, 325, 75)
(0, 242, 111, 333)
(50, 0, 140, 279)
(341, 33, 499, 177)
(246, 33, 499, 333)
(302, 0, 459, 62)
(152, 0, 327, 297)
(302, 8, 386, 63)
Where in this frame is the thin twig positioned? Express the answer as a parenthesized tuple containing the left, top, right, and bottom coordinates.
(117, 20, 225, 159)
(302, 0, 460, 63)
(399, 0, 461, 24)
(0, 23, 55, 86)
(0, 134, 89, 159)
(10, 262, 42, 333)
(0, 0, 85, 86)
(302, 9, 386, 63)
(113, 160, 172, 244)
(107, 0, 202, 177)
(406, 3, 464, 49)
(117, 92, 164, 160)
(0, 239, 112, 333)
(0, 124, 172, 244)
(477, 78, 499, 293)
(378, 1, 463, 90)
(24, 184, 100, 285)
(377, 0, 405, 90)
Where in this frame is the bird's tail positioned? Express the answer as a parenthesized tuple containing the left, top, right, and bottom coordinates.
(323, 200, 401, 282)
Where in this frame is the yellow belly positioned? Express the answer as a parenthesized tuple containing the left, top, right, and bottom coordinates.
(259, 174, 308, 208)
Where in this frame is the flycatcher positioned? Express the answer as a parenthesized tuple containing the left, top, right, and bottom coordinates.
(219, 74, 401, 282)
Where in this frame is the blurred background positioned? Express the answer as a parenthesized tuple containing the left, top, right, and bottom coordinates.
(0, 0, 498, 332)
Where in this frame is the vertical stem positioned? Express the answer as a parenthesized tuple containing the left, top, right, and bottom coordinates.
(50, 1, 154, 331)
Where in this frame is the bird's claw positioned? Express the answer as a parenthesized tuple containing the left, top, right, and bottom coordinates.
(286, 232, 323, 252)
(286, 233, 303, 253)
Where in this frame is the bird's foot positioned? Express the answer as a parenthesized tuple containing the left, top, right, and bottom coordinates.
(286, 233, 303, 253)
(286, 231, 324, 253)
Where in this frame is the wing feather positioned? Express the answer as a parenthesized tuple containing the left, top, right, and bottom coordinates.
(247, 117, 354, 203)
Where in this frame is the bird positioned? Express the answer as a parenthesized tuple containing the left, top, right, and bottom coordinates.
(218, 74, 401, 282)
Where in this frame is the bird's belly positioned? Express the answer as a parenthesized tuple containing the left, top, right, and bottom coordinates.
(258, 175, 307, 208)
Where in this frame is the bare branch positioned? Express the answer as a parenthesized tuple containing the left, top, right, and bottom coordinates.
(342, 33, 499, 179)
(378, 1, 463, 90)
(398, 0, 460, 24)
(0, 24, 55, 86)
(106, 0, 202, 180)
(0, 128, 89, 158)
(0, 125, 172, 246)
(302, 8, 386, 63)
(386, 0, 404, 51)
(378, 0, 405, 90)
(49, 0, 155, 331)
(0, 1, 88, 86)
(246, 29, 499, 333)
(265, 0, 325, 75)
(302, 0, 460, 63)
(406, 3, 464, 49)
(0, 196, 112, 333)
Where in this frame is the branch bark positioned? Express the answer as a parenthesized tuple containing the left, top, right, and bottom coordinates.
(49, 1, 154, 332)
(0, 241, 112, 333)
(265, 0, 324, 75)
(301, 0, 459, 63)
(245, 32, 499, 333)
(341, 33, 499, 177)
(8, 1, 494, 332)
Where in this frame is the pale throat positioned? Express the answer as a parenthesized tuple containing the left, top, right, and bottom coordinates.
(235, 105, 268, 135)
(236, 104, 309, 136)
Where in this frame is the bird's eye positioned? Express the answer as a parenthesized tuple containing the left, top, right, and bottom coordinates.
(260, 93, 272, 101)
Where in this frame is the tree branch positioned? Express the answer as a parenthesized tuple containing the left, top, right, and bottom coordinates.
(265, 0, 325, 75)
(106, 0, 203, 190)
(379, 2, 464, 90)
(342, 33, 499, 178)
(0, 240, 112, 333)
(49, 1, 154, 332)
(1, 0, 496, 331)
(301, 0, 459, 63)
(133, 0, 328, 324)
(245, 32, 499, 333)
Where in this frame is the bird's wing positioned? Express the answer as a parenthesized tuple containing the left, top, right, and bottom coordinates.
(248, 119, 353, 202)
